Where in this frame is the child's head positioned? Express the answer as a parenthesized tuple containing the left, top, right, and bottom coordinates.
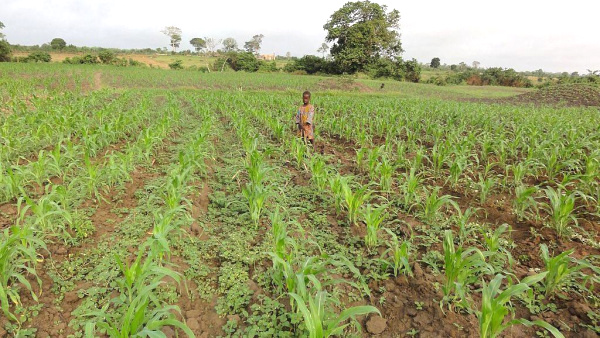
(302, 90, 311, 105)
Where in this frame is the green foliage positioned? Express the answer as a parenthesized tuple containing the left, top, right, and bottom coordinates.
(0, 225, 45, 323)
(478, 273, 563, 338)
(24, 51, 51, 63)
(189, 37, 206, 53)
(442, 230, 491, 309)
(168, 59, 184, 70)
(540, 244, 599, 297)
(98, 50, 116, 64)
(324, 1, 402, 73)
(363, 204, 387, 248)
(430, 57, 441, 68)
(63, 54, 99, 64)
(0, 39, 11, 62)
(244, 34, 264, 54)
(50, 37, 67, 50)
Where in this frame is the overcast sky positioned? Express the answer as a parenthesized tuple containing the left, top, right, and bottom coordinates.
(2, 0, 599, 73)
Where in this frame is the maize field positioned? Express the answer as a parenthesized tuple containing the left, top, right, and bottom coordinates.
(0, 63, 599, 337)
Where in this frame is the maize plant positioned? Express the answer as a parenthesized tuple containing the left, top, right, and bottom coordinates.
(381, 228, 412, 277)
(399, 168, 421, 211)
(0, 225, 45, 323)
(541, 187, 578, 237)
(290, 287, 380, 338)
(328, 174, 351, 215)
(341, 182, 371, 226)
(442, 230, 491, 310)
(308, 155, 329, 191)
(513, 185, 538, 221)
(478, 273, 563, 338)
(242, 183, 269, 228)
(419, 187, 458, 224)
(540, 244, 600, 297)
(362, 204, 387, 248)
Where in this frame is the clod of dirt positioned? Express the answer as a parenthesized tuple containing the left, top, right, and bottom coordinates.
(187, 318, 200, 331)
(581, 329, 599, 338)
(366, 315, 387, 335)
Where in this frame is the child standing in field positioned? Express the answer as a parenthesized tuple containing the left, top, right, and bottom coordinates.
(295, 90, 315, 145)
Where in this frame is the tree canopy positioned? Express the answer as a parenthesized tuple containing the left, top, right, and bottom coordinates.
(161, 26, 182, 52)
(430, 57, 440, 68)
(222, 38, 238, 52)
(323, 1, 402, 73)
(0, 21, 5, 40)
(50, 38, 67, 50)
(244, 34, 264, 55)
(190, 38, 206, 53)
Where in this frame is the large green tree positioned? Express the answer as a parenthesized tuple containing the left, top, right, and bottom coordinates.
(50, 38, 67, 50)
(430, 57, 440, 68)
(0, 21, 5, 40)
(323, 1, 402, 73)
(190, 37, 206, 53)
(244, 34, 264, 55)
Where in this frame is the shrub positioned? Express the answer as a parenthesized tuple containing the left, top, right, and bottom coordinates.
(168, 59, 184, 70)
(98, 50, 116, 64)
(26, 51, 52, 63)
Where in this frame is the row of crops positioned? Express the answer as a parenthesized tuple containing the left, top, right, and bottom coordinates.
(0, 64, 599, 337)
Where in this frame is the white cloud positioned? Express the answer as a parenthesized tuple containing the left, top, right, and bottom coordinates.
(2, 0, 599, 72)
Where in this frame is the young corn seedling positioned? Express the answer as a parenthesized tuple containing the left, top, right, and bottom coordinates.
(481, 224, 514, 273)
(540, 244, 600, 298)
(452, 207, 479, 246)
(376, 156, 394, 193)
(541, 187, 578, 237)
(328, 174, 350, 215)
(83, 153, 105, 200)
(290, 287, 380, 338)
(309, 155, 329, 191)
(362, 204, 387, 248)
(420, 187, 458, 224)
(477, 174, 496, 205)
(381, 228, 412, 277)
(0, 225, 45, 324)
(399, 168, 421, 211)
(0, 164, 26, 203)
(513, 185, 538, 221)
(478, 273, 563, 338)
(242, 184, 269, 229)
(341, 182, 371, 226)
(442, 230, 491, 310)
(367, 145, 384, 179)
(291, 137, 309, 170)
(448, 155, 467, 188)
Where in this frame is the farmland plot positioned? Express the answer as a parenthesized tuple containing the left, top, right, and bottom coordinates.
(0, 64, 599, 337)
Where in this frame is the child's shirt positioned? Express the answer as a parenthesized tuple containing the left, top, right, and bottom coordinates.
(295, 104, 314, 125)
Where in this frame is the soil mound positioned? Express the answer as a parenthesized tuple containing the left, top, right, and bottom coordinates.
(503, 83, 600, 107)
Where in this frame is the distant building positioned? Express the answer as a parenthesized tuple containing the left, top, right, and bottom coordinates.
(259, 53, 276, 61)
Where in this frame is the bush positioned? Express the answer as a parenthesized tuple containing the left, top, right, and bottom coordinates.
(98, 51, 116, 64)
(367, 58, 402, 80)
(168, 59, 184, 70)
(402, 58, 422, 83)
(26, 51, 51, 63)
(63, 54, 99, 65)
(215, 52, 261, 72)
(0, 40, 11, 62)
(259, 60, 278, 72)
